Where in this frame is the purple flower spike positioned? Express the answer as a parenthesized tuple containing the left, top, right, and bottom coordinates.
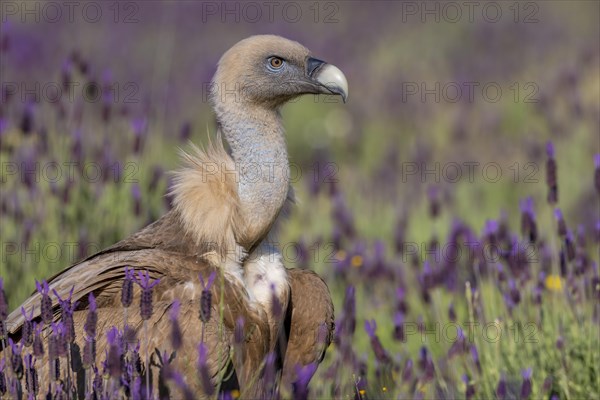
(121, 267, 135, 308)
(364, 319, 391, 364)
(135, 270, 160, 320)
(32, 323, 44, 357)
(234, 317, 245, 345)
(8, 338, 23, 377)
(293, 362, 317, 399)
(51, 322, 67, 357)
(393, 312, 405, 342)
(553, 208, 563, 220)
(496, 373, 507, 398)
(594, 154, 600, 194)
(20, 306, 34, 347)
(199, 271, 216, 323)
(554, 208, 567, 236)
(402, 358, 413, 381)
(364, 319, 377, 338)
(35, 280, 53, 325)
(106, 327, 122, 378)
(197, 343, 214, 396)
(546, 141, 555, 158)
(521, 368, 532, 398)
(170, 300, 182, 351)
(463, 374, 475, 400)
(84, 293, 98, 339)
(53, 287, 78, 343)
(199, 271, 216, 290)
(484, 219, 499, 238)
(470, 345, 481, 372)
(0, 278, 7, 322)
(341, 285, 356, 337)
(546, 142, 558, 204)
(0, 359, 6, 395)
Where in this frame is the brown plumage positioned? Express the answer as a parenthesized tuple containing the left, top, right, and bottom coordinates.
(2, 35, 347, 398)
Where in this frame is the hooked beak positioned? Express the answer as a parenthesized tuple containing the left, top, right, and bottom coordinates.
(307, 57, 349, 103)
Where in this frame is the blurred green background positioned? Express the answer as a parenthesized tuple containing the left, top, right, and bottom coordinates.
(1, 1, 599, 398)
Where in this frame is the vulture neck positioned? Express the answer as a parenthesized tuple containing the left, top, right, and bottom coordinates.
(217, 103, 290, 247)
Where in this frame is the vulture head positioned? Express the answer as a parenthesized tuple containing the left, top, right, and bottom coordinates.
(199, 35, 349, 253)
(211, 35, 348, 109)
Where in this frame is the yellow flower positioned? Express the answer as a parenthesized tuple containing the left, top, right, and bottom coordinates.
(231, 389, 240, 398)
(351, 255, 363, 268)
(545, 274, 563, 291)
(382, 386, 387, 392)
(359, 389, 366, 395)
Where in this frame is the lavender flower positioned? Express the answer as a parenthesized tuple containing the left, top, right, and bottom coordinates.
(83, 337, 96, 368)
(35, 280, 53, 325)
(131, 118, 148, 154)
(20, 306, 34, 347)
(84, 293, 98, 338)
(393, 312, 405, 342)
(341, 285, 356, 337)
(263, 351, 277, 396)
(197, 343, 214, 396)
(519, 197, 537, 242)
(53, 286, 77, 343)
(234, 317, 245, 345)
(565, 230, 576, 262)
(132, 183, 142, 216)
(470, 345, 481, 372)
(169, 370, 195, 400)
(92, 366, 103, 395)
(364, 320, 391, 364)
(418, 346, 434, 381)
(0, 278, 7, 329)
(463, 374, 475, 400)
(0, 360, 5, 395)
(402, 358, 413, 382)
(24, 354, 38, 395)
(8, 338, 23, 379)
(121, 267, 135, 308)
(394, 216, 408, 254)
(448, 302, 456, 322)
(199, 271, 216, 323)
(106, 327, 122, 378)
(554, 208, 567, 237)
(428, 186, 441, 218)
(170, 300, 183, 350)
(448, 328, 467, 357)
(496, 373, 507, 398)
(546, 141, 558, 204)
(292, 363, 317, 400)
(135, 270, 160, 320)
(32, 323, 44, 357)
(51, 322, 67, 358)
(594, 154, 600, 195)
(396, 287, 408, 314)
(521, 368, 532, 398)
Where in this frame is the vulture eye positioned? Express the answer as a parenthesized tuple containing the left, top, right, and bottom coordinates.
(267, 57, 285, 71)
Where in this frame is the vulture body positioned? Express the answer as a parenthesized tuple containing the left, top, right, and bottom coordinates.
(2, 35, 347, 398)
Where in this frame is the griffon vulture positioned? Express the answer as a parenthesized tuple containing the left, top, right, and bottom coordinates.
(1, 35, 347, 398)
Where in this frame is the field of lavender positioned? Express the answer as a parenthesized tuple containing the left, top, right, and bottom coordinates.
(1, 1, 599, 399)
